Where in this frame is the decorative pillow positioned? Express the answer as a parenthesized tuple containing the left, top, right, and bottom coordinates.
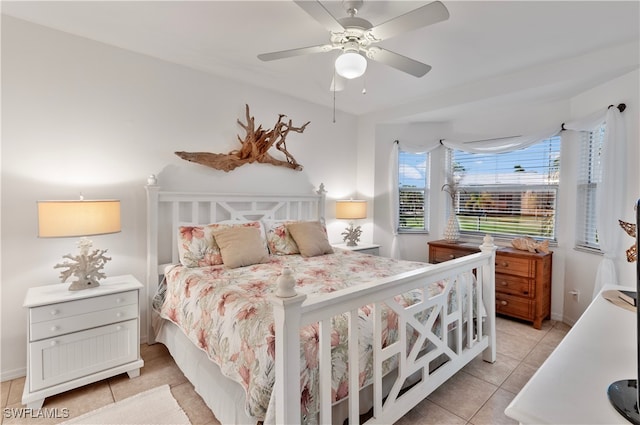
(286, 221, 334, 257)
(262, 219, 300, 255)
(213, 226, 270, 269)
(177, 221, 266, 267)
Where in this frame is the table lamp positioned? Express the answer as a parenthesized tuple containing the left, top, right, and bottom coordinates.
(37, 198, 121, 291)
(336, 199, 367, 246)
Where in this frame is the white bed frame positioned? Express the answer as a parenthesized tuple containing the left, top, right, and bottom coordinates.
(145, 181, 497, 425)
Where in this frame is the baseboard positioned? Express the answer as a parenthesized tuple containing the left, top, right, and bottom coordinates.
(561, 314, 578, 327)
(1, 367, 26, 383)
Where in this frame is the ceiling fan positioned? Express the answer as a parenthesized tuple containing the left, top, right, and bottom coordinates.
(257, 0, 450, 81)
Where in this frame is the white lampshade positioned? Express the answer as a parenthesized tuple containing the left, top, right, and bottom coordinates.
(335, 51, 367, 79)
(37, 200, 121, 238)
(336, 200, 367, 220)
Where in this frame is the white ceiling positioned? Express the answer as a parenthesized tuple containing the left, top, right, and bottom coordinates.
(3, 1, 639, 121)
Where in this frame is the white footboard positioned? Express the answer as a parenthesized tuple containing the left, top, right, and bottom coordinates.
(271, 236, 497, 424)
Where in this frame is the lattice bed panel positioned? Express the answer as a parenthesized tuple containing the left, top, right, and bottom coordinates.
(371, 270, 482, 420)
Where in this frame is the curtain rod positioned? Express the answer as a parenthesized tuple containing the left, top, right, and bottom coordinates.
(439, 135, 520, 145)
(561, 103, 626, 130)
(405, 103, 627, 144)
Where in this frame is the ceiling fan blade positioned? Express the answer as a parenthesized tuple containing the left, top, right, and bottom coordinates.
(258, 44, 334, 61)
(367, 1, 449, 41)
(294, 0, 345, 33)
(366, 47, 432, 77)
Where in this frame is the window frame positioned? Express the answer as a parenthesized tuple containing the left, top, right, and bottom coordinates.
(575, 125, 605, 252)
(446, 135, 561, 241)
(397, 150, 430, 234)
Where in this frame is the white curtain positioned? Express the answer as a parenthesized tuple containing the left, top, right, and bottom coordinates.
(389, 139, 440, 260)
(563, 107, 627, 298)
(389, 105, 626, 284)
(389, 143, 400, 259)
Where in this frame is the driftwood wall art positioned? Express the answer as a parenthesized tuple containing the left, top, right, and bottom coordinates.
(175, 104, 310, 172)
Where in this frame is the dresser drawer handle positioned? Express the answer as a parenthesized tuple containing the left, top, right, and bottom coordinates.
(50, 326, 60, 332)
(500, 300, 508, 306)
(50, 309, 60, 316)
(116, 325, 123, 331)
(500, 281, 508, 286)
(116, 298, 124, 304)
(449, 254, 455, 259)
(116, 312, 123, 318)
(497, 262, 509, 267)
(50, 340, 58, 347)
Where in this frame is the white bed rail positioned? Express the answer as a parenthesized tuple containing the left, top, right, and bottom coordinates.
(271, 236, 497, 424)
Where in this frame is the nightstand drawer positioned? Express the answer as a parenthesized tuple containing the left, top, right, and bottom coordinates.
(30, 304, 139, 341)
(495, 256, 532, 277)
(29, 319, 139, 392)
(30, 290, 138, 324)
(496, 273, 534, 297)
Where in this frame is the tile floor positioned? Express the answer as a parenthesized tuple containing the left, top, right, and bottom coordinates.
(1, 316, 570, 425)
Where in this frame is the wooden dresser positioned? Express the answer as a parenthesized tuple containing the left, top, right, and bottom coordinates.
(428, 239, 552, 329)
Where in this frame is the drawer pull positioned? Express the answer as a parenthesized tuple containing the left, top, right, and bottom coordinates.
(116, 312, 123, 318)
(50, 309, 60, 316)
(500, 300, 508, 306)
(116, 298, 124, 304)
(50, 326, 60, 332)
(497, 262, 509, 267)
(500, 281, 508, 286)
(50, 340, 58, 347)
(116, 325, 123, 331)
(449, 254, 455, 259)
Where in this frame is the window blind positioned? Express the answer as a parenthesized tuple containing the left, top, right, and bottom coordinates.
(398, 151, 430, 232)
(448, 135, 561, 240)
(576, 126, 605, 250)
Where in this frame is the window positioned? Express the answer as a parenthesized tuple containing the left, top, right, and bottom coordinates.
(398, 150, 430, 232)
(576, 125, 605, 250)
(447, 136, 561, 240)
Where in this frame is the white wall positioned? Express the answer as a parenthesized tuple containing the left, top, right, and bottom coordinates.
(1, 16, 359, 380)
(367, 69, 639, 326)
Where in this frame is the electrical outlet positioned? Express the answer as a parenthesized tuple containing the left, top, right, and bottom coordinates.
(568, 289, 580, 302)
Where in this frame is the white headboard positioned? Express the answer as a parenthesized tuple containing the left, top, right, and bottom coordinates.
(144, 181, 326, 342)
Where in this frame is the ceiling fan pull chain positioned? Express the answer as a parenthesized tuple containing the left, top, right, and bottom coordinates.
(333, 67, 337, 123)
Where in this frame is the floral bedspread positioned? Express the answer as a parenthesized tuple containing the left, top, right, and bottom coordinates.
(160, 249, 460, 421)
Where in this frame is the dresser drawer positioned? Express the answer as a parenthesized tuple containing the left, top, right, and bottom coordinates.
(496, 273, 534, 297)
(496, 293, 534, 320)
(30, 290, 138, 324)
(430, 246, 474, 263)
(30, 304, 139, 341)
(495, 256, 532, 278)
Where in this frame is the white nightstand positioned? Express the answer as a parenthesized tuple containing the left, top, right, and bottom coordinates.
(22, 275, 144, 409)
(333, 243, 380, 256)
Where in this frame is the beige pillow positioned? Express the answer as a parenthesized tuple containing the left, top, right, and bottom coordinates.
(213, 226, 270, 268)
(286, 221, 334, 257)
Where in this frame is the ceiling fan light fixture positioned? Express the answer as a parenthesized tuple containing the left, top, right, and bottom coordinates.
(335, 51, 367, 79)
